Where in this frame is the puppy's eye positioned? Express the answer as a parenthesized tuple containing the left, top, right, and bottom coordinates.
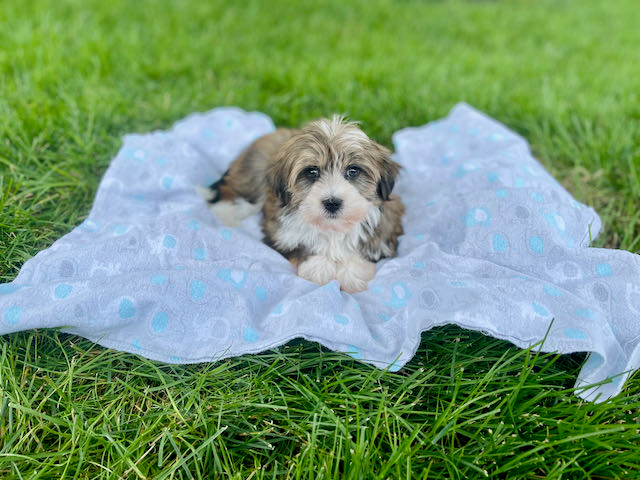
(304, 167, 320, 181)
(345, 166, 360, 179)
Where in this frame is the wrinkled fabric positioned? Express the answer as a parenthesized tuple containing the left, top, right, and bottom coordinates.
(2, 103, 638, 403)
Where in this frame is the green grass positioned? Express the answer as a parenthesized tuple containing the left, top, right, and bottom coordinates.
(1, 0, 640, 477)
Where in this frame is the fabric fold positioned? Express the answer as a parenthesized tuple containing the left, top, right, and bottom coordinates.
(2, 103, 638, 403)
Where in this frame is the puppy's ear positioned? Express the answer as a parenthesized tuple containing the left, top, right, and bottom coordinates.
(266, 158, 291, 207)
(371, 143, 400, 201)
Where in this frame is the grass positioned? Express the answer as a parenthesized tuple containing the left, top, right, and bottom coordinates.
(1, 0, 640, 477)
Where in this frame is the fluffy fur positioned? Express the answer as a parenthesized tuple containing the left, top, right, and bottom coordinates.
(199, 116, 404, 293)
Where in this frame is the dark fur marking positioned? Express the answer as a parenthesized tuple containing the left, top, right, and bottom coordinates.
(206, 169, 229, 204)
(377, 176, 395, 201)
(276, 183, 291, 207)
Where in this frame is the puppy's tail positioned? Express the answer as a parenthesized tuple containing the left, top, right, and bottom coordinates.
(196, 170, 261, 227)
(195, 169, 231, 205)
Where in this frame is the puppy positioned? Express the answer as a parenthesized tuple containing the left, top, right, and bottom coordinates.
(198, 116, 404, 293)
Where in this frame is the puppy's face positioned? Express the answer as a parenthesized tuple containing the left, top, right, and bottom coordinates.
(268, 116, 399, 233)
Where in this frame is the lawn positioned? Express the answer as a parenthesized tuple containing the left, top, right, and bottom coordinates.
(1, 0, 640, 478)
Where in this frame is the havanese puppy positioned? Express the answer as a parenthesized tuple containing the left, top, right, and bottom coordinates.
(198, 116, 404, 293)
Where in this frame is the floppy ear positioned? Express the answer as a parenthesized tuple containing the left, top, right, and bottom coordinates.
(372, 143, 400, 201)
(266, 158, 292, 207)
(377, 174, 395, 201)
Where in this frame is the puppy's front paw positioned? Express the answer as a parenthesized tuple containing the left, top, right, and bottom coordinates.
(297, 255, 337, 286)
(336, 257, 376, 293)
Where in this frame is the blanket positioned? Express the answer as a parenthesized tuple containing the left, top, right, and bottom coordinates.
(2, 103, 639, 403)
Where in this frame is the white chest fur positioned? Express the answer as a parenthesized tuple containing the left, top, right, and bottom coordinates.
(274, 206, 381, 263)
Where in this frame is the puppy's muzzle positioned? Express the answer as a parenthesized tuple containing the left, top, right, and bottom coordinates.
(322, 197, 343, 215)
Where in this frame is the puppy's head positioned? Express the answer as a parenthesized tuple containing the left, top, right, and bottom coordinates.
(267, 116, 400, 233)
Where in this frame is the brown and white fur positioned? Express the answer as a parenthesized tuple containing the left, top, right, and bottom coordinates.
(198, 116, 404, 293)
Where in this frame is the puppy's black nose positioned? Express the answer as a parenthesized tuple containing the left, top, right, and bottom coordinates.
(322, 197, 343, 214)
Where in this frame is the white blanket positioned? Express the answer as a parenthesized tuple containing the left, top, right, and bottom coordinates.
(2, 103, 638, 403)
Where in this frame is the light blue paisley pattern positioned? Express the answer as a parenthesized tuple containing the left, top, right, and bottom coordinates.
(2, 104, 639, 403)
